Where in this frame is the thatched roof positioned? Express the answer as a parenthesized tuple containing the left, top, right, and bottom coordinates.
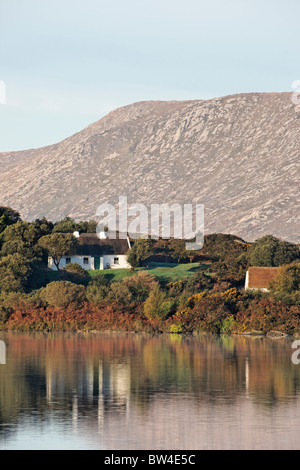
(247, 267, 281, 289)
(75, 233, 130, 256)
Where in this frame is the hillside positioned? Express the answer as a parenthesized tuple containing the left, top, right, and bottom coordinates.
(0, 92, 299, 242)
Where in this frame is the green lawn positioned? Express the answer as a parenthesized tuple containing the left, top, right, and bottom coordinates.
(88, 262, 209, 283)
(44, 262, 210, 285)
(87, 267, 135, 282)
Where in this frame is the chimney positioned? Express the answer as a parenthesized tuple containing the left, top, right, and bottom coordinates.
(98, 230, 108, 239)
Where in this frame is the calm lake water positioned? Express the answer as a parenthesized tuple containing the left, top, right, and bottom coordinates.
(0, 331, 300, 450)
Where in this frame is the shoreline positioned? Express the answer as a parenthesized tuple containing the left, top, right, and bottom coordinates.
(0, 325, 297, 338)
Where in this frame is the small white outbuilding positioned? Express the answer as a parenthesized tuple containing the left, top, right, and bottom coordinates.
(244, 266, 281, 292)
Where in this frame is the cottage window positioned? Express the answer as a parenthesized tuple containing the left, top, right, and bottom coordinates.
(114, 257, 119, 265)
(83, 257, 89, 265)
(66, 257, 71, 264)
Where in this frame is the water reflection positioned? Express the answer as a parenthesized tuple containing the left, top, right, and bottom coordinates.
(0, 332, 300, 449)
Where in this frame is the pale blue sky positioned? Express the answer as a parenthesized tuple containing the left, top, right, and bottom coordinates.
(0, 0, 299, 151)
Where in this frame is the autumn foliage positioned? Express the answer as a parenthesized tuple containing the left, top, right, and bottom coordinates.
(1, 286, 299, 336)
(0, 210, 299, 335)
(5, 302, 148, 332)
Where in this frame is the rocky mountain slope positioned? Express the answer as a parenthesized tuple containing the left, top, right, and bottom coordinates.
(0, 92, 299, 242)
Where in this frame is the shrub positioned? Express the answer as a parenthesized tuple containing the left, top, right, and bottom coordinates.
(167, 280, 186, 297)
(143, 285, 173, 320)
(174, 290, 240, 334)
(208, 256, 248, 285)
(86, 283, 109, 303)
(90, 273, 111, 287)
(64, 263, 87, 275)
(0, 291, 37, 325)
(122, 271, 157, 302)
(268, 263, 300, 305)
(86, 274, 112, 303)
(236, 298, 300, 334)
(169, 323, 184, 334)
(5, 302, 143, 332)
(107, 282, 133, 305)
(219, 316, 238, 334)
(39, 281, 86, 308)
(184, 271, 214, 293)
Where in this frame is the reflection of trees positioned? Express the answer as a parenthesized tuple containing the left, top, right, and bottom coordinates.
(0, 332, 300, 432)
(243, 339, 300, 407)
(0, 332, 48, 439)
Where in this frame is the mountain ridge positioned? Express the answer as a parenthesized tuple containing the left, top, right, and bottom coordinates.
(1, 92, 299, 242)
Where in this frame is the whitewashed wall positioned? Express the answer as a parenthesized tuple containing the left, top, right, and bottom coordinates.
(244, 271, 249, 290)
(48, 254, 130, 271)
(48, 256, 94, 271)
(102, 255, 131, 270)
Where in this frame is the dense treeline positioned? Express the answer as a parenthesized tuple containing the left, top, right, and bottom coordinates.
(0, 206, 299, 334)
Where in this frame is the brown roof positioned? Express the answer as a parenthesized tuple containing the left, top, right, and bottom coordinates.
(247, 267, 281, 289)
(76, 233, 130, 256)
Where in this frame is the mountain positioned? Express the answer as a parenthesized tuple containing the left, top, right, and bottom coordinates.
(0, 92, 299, 242)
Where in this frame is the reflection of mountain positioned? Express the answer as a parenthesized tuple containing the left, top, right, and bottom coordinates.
(1, 332, 300, 449)
(82, 394, 300, 450)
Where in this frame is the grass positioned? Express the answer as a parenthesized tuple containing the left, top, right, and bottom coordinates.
(87, 267, 135, 282)
(144, 262, 209, 281)
(44, 262, 211, 285)
(89, 262, 210, 283)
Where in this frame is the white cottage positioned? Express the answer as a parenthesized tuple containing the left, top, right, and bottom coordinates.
(48, 231, 132, 271)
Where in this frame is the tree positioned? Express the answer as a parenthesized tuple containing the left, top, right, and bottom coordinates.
(39, 281, 86, 308)
(127, 237, 153, 267)
(38, 233, 78, 270)
(52, 217, 77, 233)
(249, 235, 299, 267)
(0, 254, 32, 293)
(86, 283, 109, 303)
(108, 282, 133, 305)
(86, 274, 111, 303)
(268, 263, 300, 304)
(143, 285, 173, 320)
(168, 239, 189, 263)
(0, 220, 45, 262)
(208, 254, 248, 285)
(0, 206, 21, 234)
(152, 238, 188, 263)
(34, 217, 54, 236)
(123, 271, 157, 302)
(76, 220, 97, 233)
(195, 233, 248, 262)
(53, 217, 98, 234)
